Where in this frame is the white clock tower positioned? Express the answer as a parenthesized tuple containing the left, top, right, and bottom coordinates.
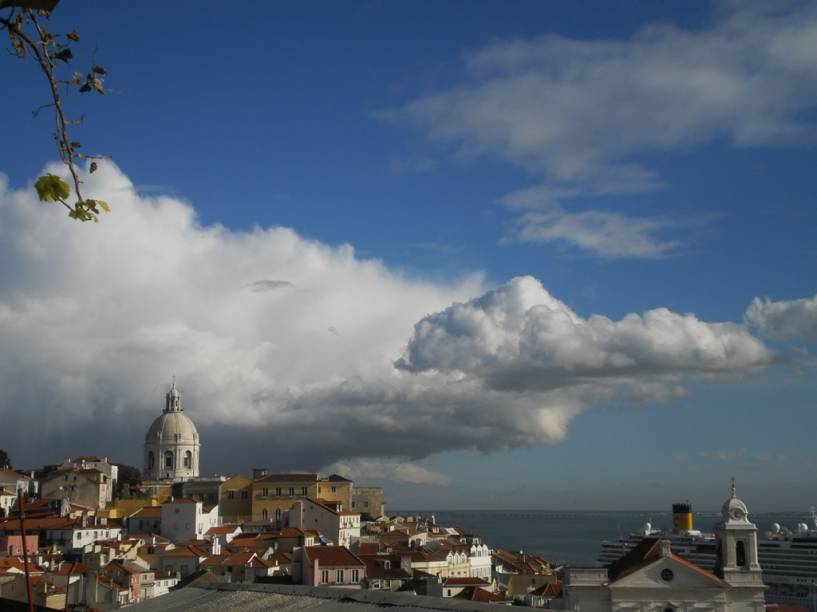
(714, 479, 766, 611)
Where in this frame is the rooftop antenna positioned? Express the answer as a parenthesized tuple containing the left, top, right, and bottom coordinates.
(730, 476, 736, 498)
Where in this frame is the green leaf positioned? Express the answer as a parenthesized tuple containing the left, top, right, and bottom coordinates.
(34, 174, 70, 203)
(82, 199, 110, 214)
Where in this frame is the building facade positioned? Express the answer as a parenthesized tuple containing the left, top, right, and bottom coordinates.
(563, 483, 766, 612)
(143, 382, 200, 483)
(250, 473, 353, 523)
(352, 487, 385, 518)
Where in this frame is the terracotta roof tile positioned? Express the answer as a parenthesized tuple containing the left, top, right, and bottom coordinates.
(454, 587, 509, 603)
(304, 545, 365, 568)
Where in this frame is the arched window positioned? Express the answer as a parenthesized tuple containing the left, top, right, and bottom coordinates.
(736, 541, 747, 567)
(183, 450, 192, 469)
(261, 508, 269, 521)
(164, 451, 174, 469)
(275, 508, 282, 520)
(147, 451, 155, 470)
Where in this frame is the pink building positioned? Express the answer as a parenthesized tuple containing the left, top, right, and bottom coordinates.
(0, 534, 38, 556)
(295, 545, 365, 587)
(104, 561, 155, 604)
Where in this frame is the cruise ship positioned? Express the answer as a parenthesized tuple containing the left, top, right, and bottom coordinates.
(599, 503, 817, 607)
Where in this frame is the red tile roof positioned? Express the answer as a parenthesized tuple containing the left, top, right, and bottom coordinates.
(303, 545, 365, 568)
(162, 544, 209, 558)
(55, 561, 92, 576)
(355, 542, 381, 556)
(207, 524, 240, 535)
(130, 506, 162, 519)
(607, 537, 724, 584)
(531, 581, 562, 598)
(454, 587, 509, 603)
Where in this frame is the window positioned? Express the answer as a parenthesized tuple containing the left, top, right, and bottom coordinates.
(275, 508, 282, 520)
(384, 560, 390, 569)
(737, 541, 747, 567)
(164, 451, 174, 469)
(241, 490, 249, 499)
(301, 487, 308, 496)
(183, 450, 192, 469)
(228, 490, 235, 500)
(364, 501, 369, 508)
(321, 570, 330, 584)
(660, 568, 674, 582)
(336, 569, 344, 583)
(288, 487, 295, 496)
(275, 487, 282, 497)
(148, 451, 155, 469)
(352, 569, 359, 582)
(261, 487, 269, 497)
(331, 486, 336, 493)
(261, 509, 269, 521)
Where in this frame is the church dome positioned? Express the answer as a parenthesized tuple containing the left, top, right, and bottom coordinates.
(721, 479, 749, 522)
(143, 381, 201, 483)
(145, 410, 198, 443)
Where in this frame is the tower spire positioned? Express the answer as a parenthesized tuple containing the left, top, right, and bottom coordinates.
(165, 377, 181, 412)
(731, 476, 736, 498)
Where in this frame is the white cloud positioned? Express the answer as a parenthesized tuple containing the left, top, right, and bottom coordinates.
(511, 209, 680, 259)
(0, 164, 773, 472)
(745, 294, 817, 340)
(397, 276, 771, 391)
(392, 3, 817, 256)
(321, 458, 451, 486)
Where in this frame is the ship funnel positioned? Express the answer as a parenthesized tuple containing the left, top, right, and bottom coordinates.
(672, 502, 693, 533)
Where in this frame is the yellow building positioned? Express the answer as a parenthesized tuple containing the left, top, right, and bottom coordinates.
(317, 474, 353, 508)
(220, 475, 253, 523)
(251, 473, 353, 522)
(101, 498, 160, 520)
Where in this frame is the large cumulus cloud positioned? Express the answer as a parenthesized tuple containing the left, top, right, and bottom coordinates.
(0, 164, 774, 477)
(397, 276, 771, 392)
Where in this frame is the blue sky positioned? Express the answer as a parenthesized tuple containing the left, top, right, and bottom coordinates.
(1, 1, 816, 511)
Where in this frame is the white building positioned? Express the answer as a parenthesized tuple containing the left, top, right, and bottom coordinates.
(563, 483, 766, 612)
(45, 517, 123, 554)
(288, 498, 360, 548)
(160, 498, 219, 543)
(0, 488, 15, 517)
(143, 382, 200, 483)
(469, 543, 492, 580)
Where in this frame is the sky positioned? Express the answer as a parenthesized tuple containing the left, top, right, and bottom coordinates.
(1, 1, 817, 511)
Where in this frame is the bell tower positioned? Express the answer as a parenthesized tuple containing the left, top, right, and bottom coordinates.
(714, 479, 765, 611)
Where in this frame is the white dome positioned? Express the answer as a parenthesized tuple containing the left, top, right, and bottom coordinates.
(143, 382, 201, 482)
(721, 480, 750, 523)
(145, 410, 199, 443)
